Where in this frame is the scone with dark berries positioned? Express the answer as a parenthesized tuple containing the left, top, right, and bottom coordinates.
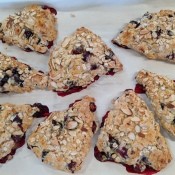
(112, 10, 175, 63)
(48, 27, 123, 96)
(0, 5, 57, 53)
(95, 90, 171, 174)
(0, 52, 48, 93)
(0, 103, 49, 163)
(27, 96, 98, 173)
(136, 69, 175, 136)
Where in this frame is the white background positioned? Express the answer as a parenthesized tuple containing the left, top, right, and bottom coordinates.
(0, 0, 175, 175)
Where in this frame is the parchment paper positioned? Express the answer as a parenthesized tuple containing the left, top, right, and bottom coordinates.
(0, 1, 175, 175)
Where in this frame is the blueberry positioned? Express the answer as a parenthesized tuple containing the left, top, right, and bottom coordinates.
(166, 52, 175, 60)
(108, 135, 119, 149)
(42, 5, 57, 15)
(143, 12, 152, 19)
(91, 64, 98, 70)
(117, 147, 128, 158)
(52, 120, 57, 126)
(89, 102, 96, 112)
(47, 41, 53, 49)
(13, 70, 24, 87)
(133, 163, 146, 173)
(12, 114, 22, 125)
(11, 134, 24, 143)
(52, 120, 63, 129)
(12, 68, 18, 74)
(82, 51, 91, 62)
(155, 27, 162, 38)
(13, 72, 24, 86)
(94, 146, 108, 161)
(41, 150, 49, 162)
(32, 103, 49, 118)
(0, 74, 9, 86)
(168, 14, 173, 17)
(68, 160, 76, 173)
(24, 47, 32, 52)
(72, 45, 84, 54)
(37, 38, 41, 44)
(14, 74, 21, 83)
(129, 20, 140, 28)
(105, 50, 114, 60)
(112, 40, 129, 49)
(27, 144, 37, 150)
(28, 66, 32, 71)
(67, 81, 76, 88)
(24, 29, 33, 39)
(160, 103, 165, 110)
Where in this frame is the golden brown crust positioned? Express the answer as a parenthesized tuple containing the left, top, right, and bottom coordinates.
(0, 5, 57, 53)
(0, 52, 48, 93)
(27, 96, 98, 173)
(95, 90, 172, 172)
(0, 104, 39, 160)
(48, 27, 123, 92)
(136, 69, 175, 136)
(113, 10, 175, 63)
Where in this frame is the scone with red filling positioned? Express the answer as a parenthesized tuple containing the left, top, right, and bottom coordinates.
(0, 52, 48, 93)
(27, 96, 98, 173)
(48, 27, 123, 96)
(95, 90, 171, 173)
(136, 70, 175, 136)
(0, 5, 57, 53)
(112, 10, 175, 63)
(0, 103, 49, 164)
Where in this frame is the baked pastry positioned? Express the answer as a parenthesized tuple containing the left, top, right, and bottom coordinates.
(0, 52, 48, 93)
(0, 103, 49, 163)
(27, 96, 98, 173)
(0, 5, 57, 53)
(95, 90, 171, 173)
(112, 10, 175, 63)
(48, 27, 123, 96)
(136, 70, 175, 136)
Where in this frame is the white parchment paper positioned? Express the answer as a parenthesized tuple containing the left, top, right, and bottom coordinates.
(0, 0, 175, 175)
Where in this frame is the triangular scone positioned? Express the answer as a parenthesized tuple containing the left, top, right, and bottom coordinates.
(0, 103, 49, 163)
(48, 27, 123, 96)
(136, 70, 175, 136)
(0, 5, 57, 53)
(95, 90, 171, 173)
(112, 10, 175, 63)
(28, 96, 98, 173)
(0, 52, 48, 93)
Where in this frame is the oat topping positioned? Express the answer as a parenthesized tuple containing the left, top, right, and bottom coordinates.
(0, 52, 48, 93)
(112, 10, 175, 63)
(95, 90, 171, 173)
(0, 103, 49, 163)
(48, 27, 123, 94)
(136, 70, 175, 136)
(27, 96, 98, 173)
(0, 5, 57, 53)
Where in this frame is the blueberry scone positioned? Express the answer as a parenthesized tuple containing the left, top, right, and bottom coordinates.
(0, 52, 48, 93)
(27, 96, 98, 173)
(136, 70, 175, 136)
(95, 90, 171, 173)
(0, 5, 57, 53)
(0, 103, 49, 163)
(48, 27, 123, 96)
(112, 10, 175, 63)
